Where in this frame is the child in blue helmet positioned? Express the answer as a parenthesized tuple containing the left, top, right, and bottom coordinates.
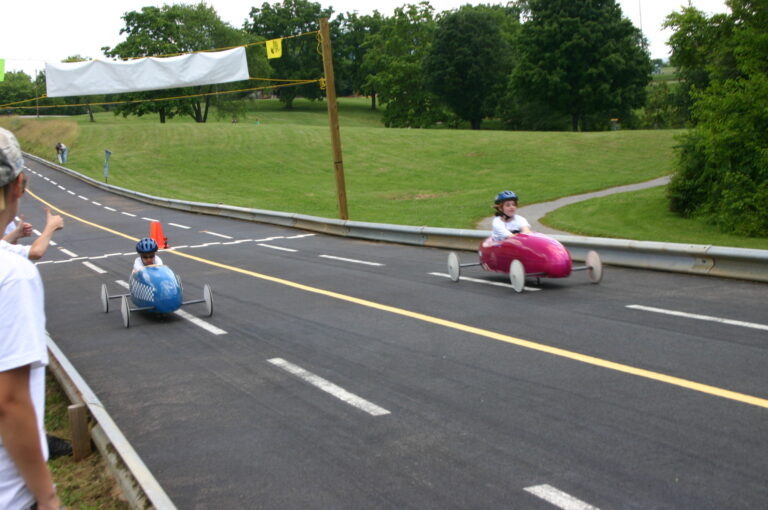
(491, 190, 531, 241)
(133, 237, 163, 272)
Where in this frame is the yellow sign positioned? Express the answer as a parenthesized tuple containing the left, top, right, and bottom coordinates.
(266, 39, 283, 59)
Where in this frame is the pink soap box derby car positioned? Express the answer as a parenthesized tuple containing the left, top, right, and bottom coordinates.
(447, 232, 603, 293)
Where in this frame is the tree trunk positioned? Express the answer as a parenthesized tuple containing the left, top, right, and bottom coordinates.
(159, 107, 166, 124)
(87, 104, 94, 122)
(370, 93, 377, 110)
(202, 96, 210, 123)
(471, 118, 482, 130)
(571, 113, 580, 131)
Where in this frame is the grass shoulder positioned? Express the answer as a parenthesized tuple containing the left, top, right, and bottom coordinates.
(544, 186, 768, 250)
(45, 372, 130, 509)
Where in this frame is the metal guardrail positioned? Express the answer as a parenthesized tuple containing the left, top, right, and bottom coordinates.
(27, 153, 768, 283)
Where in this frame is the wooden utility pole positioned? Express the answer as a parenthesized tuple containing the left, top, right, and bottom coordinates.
(319, 18, 349, 220)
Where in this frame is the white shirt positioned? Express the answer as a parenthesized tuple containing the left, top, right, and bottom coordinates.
(0, 239, 31, 259)
(0, 250, 49, 510)
(491, 215, 531, 241)
(133, 255, 163, 272)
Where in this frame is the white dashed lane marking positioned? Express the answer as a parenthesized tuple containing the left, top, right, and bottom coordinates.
(258, 243, 297, 253)
(319, 255, 383, 266)
(524, 485, 599, 510)
(268, 358, 390, 417)
(202, 231, 234, 239)
(82, 261, 107, 274)
(627, 305, 768, 331)
(429, 272, 541, 291)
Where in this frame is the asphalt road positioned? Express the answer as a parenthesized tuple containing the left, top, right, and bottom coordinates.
(21, 157, 767, 509)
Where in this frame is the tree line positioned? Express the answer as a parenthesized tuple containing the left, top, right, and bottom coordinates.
(1, 0, 654, 131)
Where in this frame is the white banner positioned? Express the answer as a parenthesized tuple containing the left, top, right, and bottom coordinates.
(45, 47, 249, 97)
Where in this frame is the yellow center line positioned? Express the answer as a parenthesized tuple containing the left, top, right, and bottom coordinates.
(30, 190, 768, 409)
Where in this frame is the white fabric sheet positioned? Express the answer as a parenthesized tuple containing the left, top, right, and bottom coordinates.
(45, 47, 249, 97)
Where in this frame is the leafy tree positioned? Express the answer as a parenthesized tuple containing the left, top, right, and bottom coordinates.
(668, 0, 768, 236)
(0, 71, 37, 114)
(362, 2, 446, 128)
(664, 7, 736, 122)
(424, 6, 513, 129)
(246, 0, 332, 109)
(103, 3, 264, 123)
(332, 11, 385, 106)
(511, 0, 651, 131)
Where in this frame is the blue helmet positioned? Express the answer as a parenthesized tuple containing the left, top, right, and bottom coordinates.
(136, 237, 158, 254)
(494, 190, 518, 204)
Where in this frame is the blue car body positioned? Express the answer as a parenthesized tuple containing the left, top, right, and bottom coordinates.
(129, 265, 182, 313)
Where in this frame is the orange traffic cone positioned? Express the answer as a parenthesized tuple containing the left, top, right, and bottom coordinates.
(150, 221, 168, 249)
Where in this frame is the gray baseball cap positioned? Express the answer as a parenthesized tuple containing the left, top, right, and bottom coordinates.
(0, 127, 24, 188)
(0, 127, 25, 212)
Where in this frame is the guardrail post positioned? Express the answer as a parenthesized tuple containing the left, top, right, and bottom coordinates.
(68, 403, 92, 461)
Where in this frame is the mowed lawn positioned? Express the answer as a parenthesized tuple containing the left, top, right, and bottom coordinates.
(5, 98, 678, 228)
(6, 97, 766, 248)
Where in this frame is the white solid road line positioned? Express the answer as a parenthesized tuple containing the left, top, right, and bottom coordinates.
(319, 254, 383, 266)
(82, 261, 107, 274)
(268, 358, 390, 416)
(429, 272, 541, 291)
(627, 304, 768, 331)
(524, 484, 599, 510)
(258, 243, 298, 253)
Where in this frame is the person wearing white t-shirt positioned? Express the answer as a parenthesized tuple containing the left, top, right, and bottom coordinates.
(491, 190, 531, 242)
(132, 237, 164, 272)
(2, 209, 64, 261)
(0, 127, 62, 510)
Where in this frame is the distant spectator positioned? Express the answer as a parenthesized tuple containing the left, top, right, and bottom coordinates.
(54, 143, 67, 164)
(0, 127, 63, 510)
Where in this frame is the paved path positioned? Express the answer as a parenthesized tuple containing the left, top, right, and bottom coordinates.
(477, 176, 671, 235)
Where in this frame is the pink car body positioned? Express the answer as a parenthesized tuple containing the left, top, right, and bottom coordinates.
(478, 233, 572, 278)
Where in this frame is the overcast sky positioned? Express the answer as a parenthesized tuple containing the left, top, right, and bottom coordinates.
(2, 0, 729, 77)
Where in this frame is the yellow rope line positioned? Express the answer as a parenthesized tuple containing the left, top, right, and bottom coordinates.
(0, 80, 320, 110)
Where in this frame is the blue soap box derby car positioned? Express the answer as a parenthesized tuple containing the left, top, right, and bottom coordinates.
(101, 264, 213, 328)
